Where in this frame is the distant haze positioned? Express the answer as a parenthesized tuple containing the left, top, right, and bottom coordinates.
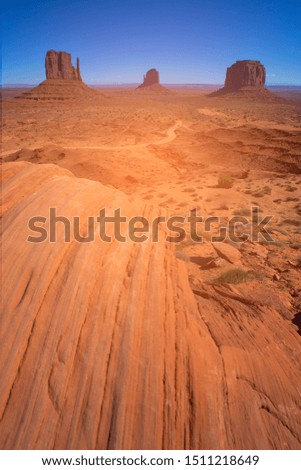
(2, 0, 301, 85)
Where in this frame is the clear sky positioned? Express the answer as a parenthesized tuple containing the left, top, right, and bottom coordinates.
(2, 0, 301, 85)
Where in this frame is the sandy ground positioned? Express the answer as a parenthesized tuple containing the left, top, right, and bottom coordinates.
(2, 86, 301, 292)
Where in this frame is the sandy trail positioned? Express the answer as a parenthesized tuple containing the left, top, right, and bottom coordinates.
(64, 120, 183, 150)
(63, 120, 183, 150)
(0, 120, 183, 158)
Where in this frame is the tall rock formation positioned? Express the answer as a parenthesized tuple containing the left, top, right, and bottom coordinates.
(208, 60, 277, 100)
(45, 50, 82, 80)
(224, 60, 266, 91)
(17, 50, 97, 101)
(138, 68, 160, 87)
(137, 68, 169, 92)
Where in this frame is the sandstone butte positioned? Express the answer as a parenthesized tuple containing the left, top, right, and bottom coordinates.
(1, 161, 301, 450)
(137, 68, 169, 92)
(17, 50, 97, 101)
(45, 50, 82, 81)
(209, 60, 277, 100)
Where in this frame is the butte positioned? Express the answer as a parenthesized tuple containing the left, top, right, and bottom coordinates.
(209, 60, 279, 100)
(136, 68, 170, 93)
(17, 50, 98, 101)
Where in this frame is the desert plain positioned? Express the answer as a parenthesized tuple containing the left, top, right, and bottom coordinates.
(1, 80, 301, 449)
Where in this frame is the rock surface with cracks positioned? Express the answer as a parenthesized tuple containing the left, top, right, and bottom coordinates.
(0, 162, 301, 450)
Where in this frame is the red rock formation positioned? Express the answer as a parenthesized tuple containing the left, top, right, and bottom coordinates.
(76, 58, 82, 81)
(17, 79, 97, 101)
(224, 60, 266, 91)
(141, 68, 159, 86)
(208, 60, 276, 99)
(1, 162, 301, 449)
(137, 68, 162, 89)
(16, 50, 97, 101)
(45, 50, 82, 81)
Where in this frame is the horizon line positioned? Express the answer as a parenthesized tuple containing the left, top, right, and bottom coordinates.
(2, 82, 301, 88)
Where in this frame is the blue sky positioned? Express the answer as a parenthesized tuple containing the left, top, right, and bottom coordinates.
(2, 0, 301, 85)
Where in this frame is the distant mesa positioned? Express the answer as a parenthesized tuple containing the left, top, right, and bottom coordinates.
(137, 68, 169, 92)
(209, 60, 278, 100)
(45, 50, 82, 81)
(224, 60, 266, 91)
(17, 50, 97, 101)
(138, 68, 159, 87)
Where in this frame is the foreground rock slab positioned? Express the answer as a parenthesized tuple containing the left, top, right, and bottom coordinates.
(0, 162, 300, 449)
(212, 242, 242, 265)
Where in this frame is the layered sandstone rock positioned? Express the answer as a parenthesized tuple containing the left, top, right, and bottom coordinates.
(137, 68, 169, 92)
(224, 60, 266, 91)
(45, 50, 82, 81)
(1, 161, 300, 450)
(209, 60, 277, 100)
(17, 50, 97, 101)
(18, 79, 98, 101)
